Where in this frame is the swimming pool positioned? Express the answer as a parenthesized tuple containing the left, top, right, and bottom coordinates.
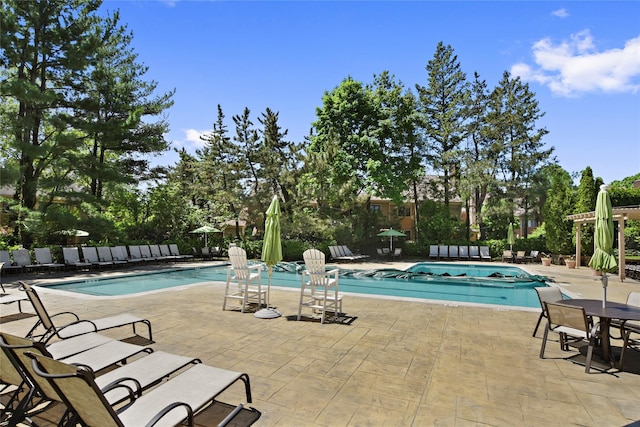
(44, 263, 549, 308)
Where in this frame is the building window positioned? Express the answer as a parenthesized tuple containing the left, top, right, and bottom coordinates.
(370, 204, 381, 213)
(397, 205, 410, 217)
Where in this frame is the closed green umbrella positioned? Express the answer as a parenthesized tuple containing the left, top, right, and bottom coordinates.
(377, 228, 405, 252)
(507, 223, 516, 251)
(588, 185, 618, 307)
(256, 195, 282, 319)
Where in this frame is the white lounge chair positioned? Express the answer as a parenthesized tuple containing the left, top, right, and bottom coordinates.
(438, 245, 448, 260)
(97, 246, 127, 267)
(469, 246, 480, 260)
(62, 247, 92, 271)
(223, 246, 265, 313)
(81, 246, 113, 269)
(479, 246, 491, 261)
(169, 244, 194, 261)
(458, 246, 469, 260)
(33, 248, 65, 272)
(298, 248, 343, 324)
(1, 331, 202, 420)
(1, 250, 23, 274)
(12, 249, 38, 273)
(428, 245, 438, 260)
(20, 282, 153, 342)
(28, 351, 254, 427)
(448, 245, 459, 260)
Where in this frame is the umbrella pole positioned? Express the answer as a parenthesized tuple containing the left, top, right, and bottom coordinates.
(601, 273, 608, 308)
(267, 265, 272, 308)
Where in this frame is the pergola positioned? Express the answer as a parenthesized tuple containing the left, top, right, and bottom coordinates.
(566, 206, 640, 281)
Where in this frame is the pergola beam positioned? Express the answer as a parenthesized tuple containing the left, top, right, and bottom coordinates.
(567, 206, 640, 282)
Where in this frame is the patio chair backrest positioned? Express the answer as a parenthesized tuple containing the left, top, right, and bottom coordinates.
(28, 351, 122, 427)
(111, 246, 127, 261)
(169, 244, 180, 256)
(159, 244, 172, 257)
(429, 245, 438, 257)
(0, 250, 11, 264)
(0, 332, 59, 402)
(82, 247, 99, 263)
(12, 249, 33, 267)
(544, 302, 590, 333)
(139, 245, 152, 258)
(469, 246, 479, 257)
(97, 247, 113, 262)
(128, 245, 142, 259)
(342, 246, 356, 257)
(34, 248, 54, 264)
(0, 333, 26, 389)
(459, 246, 469, 257)
(19, 282, 56, 337)
(438, 245, 448, 258)
(228, 247, 251, 280)
(530, 250, 540, 260)
(480, 246, 491, 258)
(303, 249, 336, 287)
(449, 246, 458, 257)
(627, 292, 640, 307)
(303, 249, 326, 275)
(535, 287, 562, 314)
(150, 245, 163, 257)
(62, 247, 81, 264)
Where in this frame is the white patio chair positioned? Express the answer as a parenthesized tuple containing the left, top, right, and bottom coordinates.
(222, 246, 265, 313)
(298, 249, 342, 324)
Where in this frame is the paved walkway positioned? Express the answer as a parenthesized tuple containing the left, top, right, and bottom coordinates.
(1, 260, 639, 426)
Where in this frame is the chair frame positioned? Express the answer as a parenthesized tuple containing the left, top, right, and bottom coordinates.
(298, 249, 343, 324)
(540, 302, 601, 373)
(20, 282, 153, 343)
(223, 247, 265, 313)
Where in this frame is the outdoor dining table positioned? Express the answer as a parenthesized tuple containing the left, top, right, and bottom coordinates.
(559, 298, 640, 367)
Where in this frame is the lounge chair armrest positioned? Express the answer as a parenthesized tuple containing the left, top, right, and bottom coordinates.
(102, 376, 142, 399)
(146, 402, 194, 427)
(50, 311, 81, 322)
(327, 268, 340, 278)
(56, 319, 99, 338)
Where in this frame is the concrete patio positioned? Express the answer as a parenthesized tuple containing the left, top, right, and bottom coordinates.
(1, 260, 639, 426)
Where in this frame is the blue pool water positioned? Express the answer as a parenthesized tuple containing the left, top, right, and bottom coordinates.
(45, 262, 548, 308)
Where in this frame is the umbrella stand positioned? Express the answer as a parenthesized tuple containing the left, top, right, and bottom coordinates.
(254, 266, 281, 319)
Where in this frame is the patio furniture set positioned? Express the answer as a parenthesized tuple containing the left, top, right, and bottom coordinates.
(535, 287, 640, 374)
(0, 283, 258, 426)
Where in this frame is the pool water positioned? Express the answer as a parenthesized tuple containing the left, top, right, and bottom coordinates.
(45, 263, 548, 308)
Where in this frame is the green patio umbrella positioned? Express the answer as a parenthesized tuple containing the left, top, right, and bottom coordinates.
(588, 185, 618, 308)
(507, 223, 516, 252)
(377, 228, 406, 252)
(256, 195, 282, 319)
(189, 225, 220, 247)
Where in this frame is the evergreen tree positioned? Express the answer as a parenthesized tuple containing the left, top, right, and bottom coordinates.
(416, 42, 469, 208)
(486, 71, 553, 233)
(542, 166, 574, 255)
(1, 0, 102, 210)
(575, 167, 597, 256)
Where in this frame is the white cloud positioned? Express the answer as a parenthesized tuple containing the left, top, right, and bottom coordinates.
(511, 30, 640, 96)
(551, 8, 569, 18)
(172, 128, 210, 149)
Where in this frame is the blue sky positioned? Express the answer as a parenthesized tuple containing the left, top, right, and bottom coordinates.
(100, 1, 640, 185)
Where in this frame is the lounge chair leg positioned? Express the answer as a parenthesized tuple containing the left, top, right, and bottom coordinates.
(539, 324, 549, 359)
